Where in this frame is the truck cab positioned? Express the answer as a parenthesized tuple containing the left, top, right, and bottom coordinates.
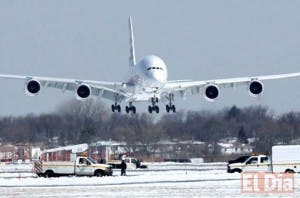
(124, 157, 138, 169)
(107, 157, 145, 169)
(228, 155, 271, 173)
(75, 157, 113, 176)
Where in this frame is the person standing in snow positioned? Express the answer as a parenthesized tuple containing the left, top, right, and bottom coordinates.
(120, 160, 127, 176)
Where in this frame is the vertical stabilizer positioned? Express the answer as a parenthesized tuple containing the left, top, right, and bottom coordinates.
(129, 16, 136, 67)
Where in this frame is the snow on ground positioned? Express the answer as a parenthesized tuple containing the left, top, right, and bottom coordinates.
(0, 163, 35, 178)
(0, 162, 299, 197)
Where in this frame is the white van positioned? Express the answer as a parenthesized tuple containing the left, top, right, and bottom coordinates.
(227, 145, 300, 173)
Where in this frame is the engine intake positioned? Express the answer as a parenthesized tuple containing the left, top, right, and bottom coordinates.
(249, 80, 263, 96)
(204, 84, 219, 102)
(26, 80, 41, 96)
(76, 84, 91, 100)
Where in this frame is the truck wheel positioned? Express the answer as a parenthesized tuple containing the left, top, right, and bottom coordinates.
(233, 169, 242, 173)
(44, 170, 54, 178)
(285, 169, 295, 174)
(94, 170, 104, 177)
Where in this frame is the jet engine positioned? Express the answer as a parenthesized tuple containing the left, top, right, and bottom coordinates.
(249, 80, 263, 97)
(204, 84, 219, 102)
(76, 83, 91, 100)
(25, 80, 41, 96)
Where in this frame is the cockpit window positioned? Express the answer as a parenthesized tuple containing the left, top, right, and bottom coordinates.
(147, 67, 163, 71)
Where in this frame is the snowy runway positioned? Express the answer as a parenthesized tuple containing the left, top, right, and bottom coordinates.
(0, 163, 299, 197)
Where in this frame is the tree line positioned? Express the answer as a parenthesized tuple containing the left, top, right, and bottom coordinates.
(0, 99, 299, 153)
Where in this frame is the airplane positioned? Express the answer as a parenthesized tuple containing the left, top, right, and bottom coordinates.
(0, 16, 300, 114)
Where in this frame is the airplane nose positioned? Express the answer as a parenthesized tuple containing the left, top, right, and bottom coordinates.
(153, 71, 164, 82)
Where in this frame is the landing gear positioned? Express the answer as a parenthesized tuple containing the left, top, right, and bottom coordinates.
(148, 97, 160, 114)
(148, 105, 159, 113)
(112, 94, 122, 113)
(111, 103, 121, 113)
(125, 102, 136, 114)
(166, 104, 176, 113)
(166, 93, 176, 113)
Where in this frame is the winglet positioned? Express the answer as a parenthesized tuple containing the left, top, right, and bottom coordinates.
(129, 16, 136, 67)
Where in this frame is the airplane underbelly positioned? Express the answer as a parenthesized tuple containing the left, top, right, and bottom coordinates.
(143, 76, 164, 88)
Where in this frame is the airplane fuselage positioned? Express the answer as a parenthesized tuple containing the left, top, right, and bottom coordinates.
(130, 55, 168, 94)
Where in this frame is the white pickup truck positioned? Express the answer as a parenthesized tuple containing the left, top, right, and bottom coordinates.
(227, 145, 300, 173)
(107, 157, 142, 169)
(35, 156, 113, 177)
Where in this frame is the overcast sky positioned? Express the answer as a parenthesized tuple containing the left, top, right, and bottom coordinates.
(0, 0, 299, 116)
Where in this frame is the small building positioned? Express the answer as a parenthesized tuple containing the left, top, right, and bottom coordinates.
(218, 142, 253, 155)
(0, 144, 17, 162)
(89, 141, 127, 162)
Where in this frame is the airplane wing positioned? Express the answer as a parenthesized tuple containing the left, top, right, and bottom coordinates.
(0, 74, 130, 102)
(162, 72, 300, 99)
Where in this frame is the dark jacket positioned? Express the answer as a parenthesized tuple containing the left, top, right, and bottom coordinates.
(120, 161, 127, 169)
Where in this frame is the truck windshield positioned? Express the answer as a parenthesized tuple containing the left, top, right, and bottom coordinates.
(87, 157, 96, 164)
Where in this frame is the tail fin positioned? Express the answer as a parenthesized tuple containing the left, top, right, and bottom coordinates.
(129, 16, 136, 67)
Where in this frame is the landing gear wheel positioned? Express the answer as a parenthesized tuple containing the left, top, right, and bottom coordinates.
(166, 105, 170, 113)
(149, 96, 160, 114)
(166, 93, 176, 113)
(171, 105, 176, 113)
(166, 104, 176, 113)
(112, 104, 121, 113)
(148, 106, 153, 114)
(111, 105, 115, 112)
(155, 106, 159, 114)
(125, 104, 136, 114)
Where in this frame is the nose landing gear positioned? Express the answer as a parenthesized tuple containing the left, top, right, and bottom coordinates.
(148, 97, 159, 114)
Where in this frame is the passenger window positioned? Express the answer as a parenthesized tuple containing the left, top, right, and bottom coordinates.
(79, 158, 87, 164)
(260, 157, 269, 163)
(246, 157, 258, 165)
(147, 67, 151, 70)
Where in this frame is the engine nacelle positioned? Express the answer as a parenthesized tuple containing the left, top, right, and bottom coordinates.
(25, 80, 41, 96)
(204, 84, 219, 102)
(76, 83, 91, 101)
(249, 80, 263, 97)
